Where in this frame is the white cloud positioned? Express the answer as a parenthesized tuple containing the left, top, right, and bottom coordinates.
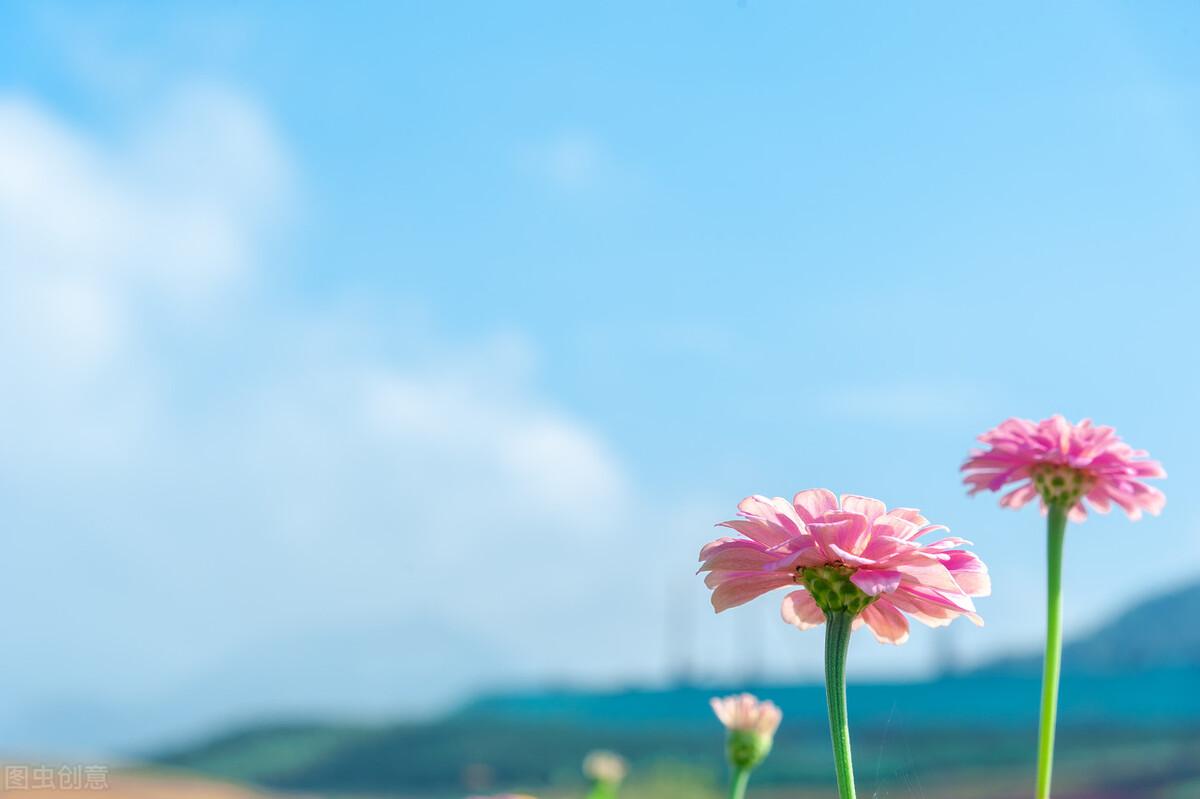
(0, 86, 293, 476)
(365, 366, 625, 516)
(545, 133, 602, 187)
(0, 87, 289, 387)
(524, 131, 612, 191)
(0, 86, 640, 751)
(0, 86, 287, 296)
(818, 380, 988, 425)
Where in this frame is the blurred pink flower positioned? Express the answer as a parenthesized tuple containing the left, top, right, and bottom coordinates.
(582, 751, 628, 784)
(698, 490, 989, 644)
(962, 415, 1165, 522)
(710, 693, 783, 737)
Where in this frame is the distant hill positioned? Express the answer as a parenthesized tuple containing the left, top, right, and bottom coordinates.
(454, 668, 1200, 731)
(156, 668, 1200, 795)
(156, 666, 1200, 792)
(979, 580, 1200, 675)
(155, 580, 1200, 795)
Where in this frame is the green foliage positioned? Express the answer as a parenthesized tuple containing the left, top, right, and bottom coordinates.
(155, 662, 1200, 797)
(156, 711, 1200, 797)
(616, 763, 720, 799)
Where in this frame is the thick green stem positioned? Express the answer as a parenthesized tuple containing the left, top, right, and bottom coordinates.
(727, 766, 749, 799)
(1036, 504, 1068, 799)
(824, 610, 857, 799)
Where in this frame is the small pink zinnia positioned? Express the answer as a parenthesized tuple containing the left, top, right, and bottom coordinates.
(698, 490, 989, 645)
(710, 693, 783, 738)
(962, 415, 1165, 522)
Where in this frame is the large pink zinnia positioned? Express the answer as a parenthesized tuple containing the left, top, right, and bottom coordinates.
(962, 415, 1165, 522)
(698, 490, 989, 645)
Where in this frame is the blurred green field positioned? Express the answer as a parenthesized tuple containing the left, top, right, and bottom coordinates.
(157, 715, 1200, 798)
(155, 586, 1200, 799)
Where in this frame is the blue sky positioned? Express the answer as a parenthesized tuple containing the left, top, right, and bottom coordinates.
(2, 1, 1198, 755)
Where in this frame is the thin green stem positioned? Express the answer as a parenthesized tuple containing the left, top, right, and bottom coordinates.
(586, 784, 616, 799)
(727, 766, 750, 799)
(1036, 503, 1069, 799)
(824, 610, 856, 799)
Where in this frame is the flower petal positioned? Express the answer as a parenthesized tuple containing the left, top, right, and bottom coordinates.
(717, 519, 791, 547)
(840, 494, 887, 523)
(772, 542, 826, 571)
(699, 536, 761, 561)
(870, 514, 920, 541)
(792, 488, 838, 523)
(887, 507, 929, 527)
(807, 513, 869, 559)
(941, 549, 992, 597)
(850, 569, 903, 596)
(861, 600, 910, 644)
(698, 542, 779, 573)
(738, 495, 804, 535)
(710, 572, 794, 612)
(780, 589, 825, 629)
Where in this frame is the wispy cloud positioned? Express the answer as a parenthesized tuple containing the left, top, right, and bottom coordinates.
(365, 364, 626, 516)
(0, 85, 293, 473)
(521, 130, 624, 192)
(817, 380, 990, 425)
(0, 85, 639, 751)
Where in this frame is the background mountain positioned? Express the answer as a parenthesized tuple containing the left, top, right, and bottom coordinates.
(154, 579, 1200, 796)
(978, 580, 1200, 675)
(155, 669, 1200, 795)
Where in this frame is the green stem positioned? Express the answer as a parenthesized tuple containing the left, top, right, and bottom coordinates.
(824, 610, 857, 799)
(1036, 504, 1069, 799)
(727, 766, 750, 799)
(586, 784, 616, 799)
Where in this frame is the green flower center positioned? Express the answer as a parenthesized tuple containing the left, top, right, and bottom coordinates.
(800, 564, 875, 616)
(727, 728, 773, 770)
(1032, 464, 1093, 508)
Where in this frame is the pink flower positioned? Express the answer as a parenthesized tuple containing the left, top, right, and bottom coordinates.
(710, 693, 783, 738)
(698, 490, 989, 645)
(962, 415, 1165, 522)
(582, 751, 628, 784)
